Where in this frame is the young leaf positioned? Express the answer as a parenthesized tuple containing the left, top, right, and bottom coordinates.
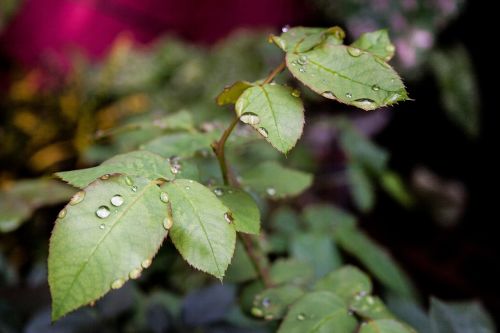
(286, 43, 408, 110)
(216, 81, 253, 106)
(270, 259, 314, 287)
(162, 179, 236, 279)
(240, 161, 312, 199)
(347, 162, 375, 212)
(351, 30, 395, 61)
(270, 26, 344, 53)
(49, 175, 168, 321)
(235, 84, 304, 154)
(277, 291, 357, 333)
(359, 319, 416, 333)
(212, 186, 260, 234)
(224, 241, 257, 283)
(314, 265, 372, 302)
(142, 132, 219, 158)
(56, 151, 174, 188)
(251, 285, 304, 320)
(336, 225, 416, 299)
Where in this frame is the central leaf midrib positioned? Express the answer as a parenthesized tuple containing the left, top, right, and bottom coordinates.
(259, 86, 286, 149)
(177, 182, 222, 276)
(56, 180, 156, 313)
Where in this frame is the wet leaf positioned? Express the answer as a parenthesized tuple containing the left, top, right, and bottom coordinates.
(351, 30, 395, 61)
(216, 81, 253, 106)
(314, 265, 372, 302)
(214, 186, 260, 234)
(251, 285, 304, 320)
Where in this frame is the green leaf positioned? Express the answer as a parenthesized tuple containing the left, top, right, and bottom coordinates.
(0, 195, 30, 233)
(359, 319, 416, 333)
(314, 265, 372, 302)
(429, 298, 496, 333)
(336, 225, 415, 299)
(286, 42, 408, 110)
(270, 259, 314, 287)
(235, 84, 304, 154)
(212, 186, 260, 234)
(56, 151, 174, 188)
(142, 132, 219, 158)
(251, 285, 304, 320)
(48, 175, 168, 320)
(429, 46, 480, 137)
(271, 206, 300, 235)
(162, 179, 236, 279)
(216, 81, 253, 106)
(380, 171, 415, 207)
(351, 30, 395, 61)
(301, 203, 357, 233)
(290, 232, 342, 278)
(240, 161, 312, 199)
(270, 26, 344, 53)
(225, 241, 257, 283)
(347, 162, 375, 212)
(350, 294, 394, 320)
(277, 291, 357, 333)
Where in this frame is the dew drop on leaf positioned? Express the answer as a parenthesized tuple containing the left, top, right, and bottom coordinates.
(111, 278, 125, 289)
(131, 185, 138, 192)
(386, 44, 395, 53)
(185, 186, 191, 190)
(124, 176, 134, 186)
(163, 216, 173, 230)
(281, 25, 290, 33)
(129, 268, 142, 280)
(297, 55, 308, 65)
(141, 258, 152, 269)
(371, 84, 380, 91)
(240, 112, 261, 125)
(160, 192, 169, 203)
(299, 67, 306, 73)
(69, 191, 85, 205)
(297, 313, 306, 321)
(266, 187, 276, 196)
(96, 206, 111, 219)
(321, 91, 336, 99)
(224, 212, 234, 224)
(257, 127, 269, 138)
(213, 188, 224, 196)
(352, 98, 377, 109)
(346, 92, 353, 99)
(99, 224, 105, 230)
(110, 194, 124, 207)
(291, 89, 301, 98)
(100, 174, 110, 180)
(58, 208, 67, 219)
(347, 47, 362, 57)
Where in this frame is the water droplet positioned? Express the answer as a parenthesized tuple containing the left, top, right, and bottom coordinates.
(371, 84, 380, 91)
(266, 188, 276, 196)
(345, 92, 353, 99)
(213, 188, 224, 196)
(58, 209, 67, 219)
(99, 224, 105, 230)
(251, 307, 264, 317)
(169, 156, 182, 174)
(100, 174, 110, 180)
(163, 216, 173, 230)
(129, 268, 142, 279)
(257, 127, 268, 138)
(124, 176, 134, 186)
(185, 186, 191, 190)
(291, 89, 301, 98)
(262, 297, 271, 308)
(160, 192, 169, 203)
(131, 185, 138, 192)
(347, 47, 362, 57)
(110, 194, 124, 207)
(141, 258, 152, 269)
(111, 278, 125, 289)
(281, 25, 290, 33)
(240, 112, 261, 125)
(224, 212, 234, 224)
(170, 165, 181, 174)
(384, 92, 402, 104)
(297, 313, 306, 321)
(352, 98, 377, 110)
(297, 55, 308, 65)
(298, 67, 306, 73)
(386, 44, 395, 53)
(321, 91, 336, 99)
(367, 296, 375, 305)
(96, 206, 111, 219)
(69, 191, 85, 205)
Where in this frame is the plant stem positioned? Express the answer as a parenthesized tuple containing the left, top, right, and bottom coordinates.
(262, 60, 286, 85)
(212, 116, 274, 288)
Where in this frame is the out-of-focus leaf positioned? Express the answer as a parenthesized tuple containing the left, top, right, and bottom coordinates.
(350, 294, 394, 320)
(290, 232, 342, 278)
(351, 30, 395, 61)
(213, 186, 260, 234)
(380, 171, 415, 207)
(347, 163, 375, 212)
(56, 151, 174, 188)
(225, 241, 257, 283)
(430, 46, 480, 137)
(240, 161, 312, 199)
(142, 132, 219, 158)
(359, 319, 416, 333)
(336, 225, 416, 299)
(277, 291, 357, 333)
(286, 41, 408, 110)
(429, 298, 496, 333)
(270, 259, 314, 287)
(49, 175, 168, 320)
(302, 203, 357, 232)
(235, 84, 304, 154)
(271, 206, 300, 235)
(251, 285, 304, 320)
(386, 294, 432, 333)
(216, 81, 253, 106)
(314, 265, 372, 302)
(162, 179, 236, 280)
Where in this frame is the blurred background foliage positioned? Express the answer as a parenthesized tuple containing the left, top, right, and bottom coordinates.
(0, 0, 495, 332)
